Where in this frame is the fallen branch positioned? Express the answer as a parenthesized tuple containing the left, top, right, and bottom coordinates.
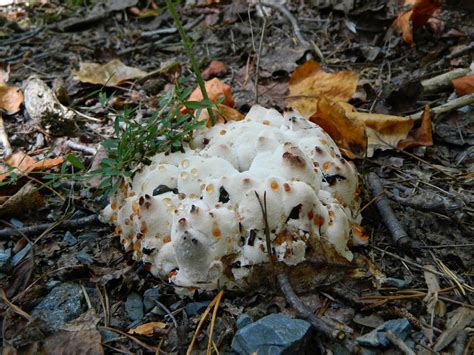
(421, 68, 470, 94)
(409, 93, 474, 121)
(66, 140, 98, 155)
(0, 214, 100, 238)
(261, 2, 309, 46)
(367, 173, 412, 250)
(386, 330, 415, 355)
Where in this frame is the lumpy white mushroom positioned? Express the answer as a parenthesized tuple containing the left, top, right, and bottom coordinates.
(101, 105, 365, 290)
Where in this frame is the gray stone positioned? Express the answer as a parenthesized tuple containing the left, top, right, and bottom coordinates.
(185, 301, 210, 317)
(63, 231, 78, 246)
(231, 313, 312, 355)
(356, 318, 411, 347)
(78, 232, 98, 244)
(236, 313, 252, 329)
(32, 283, 84, 332)
(0, 248, 12, 272)
(75, 249, 93, 265)
(143, 288, 160, 312)
(125, 292, 144, 321)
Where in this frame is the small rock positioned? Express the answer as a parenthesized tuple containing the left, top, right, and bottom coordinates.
(9, 218, 23, 228)
(0, 248, 12, 272)
(75, 249, 93, 265)
(143, 288, 160, 312)
(125, 292, 144, 321)
(63, 231, 78, 246)
(383, 277, 411, 288)
(356, 318, 411, 347)
(32, 283, 85, 332)
(231, 313, 312, 355)
(78, 232, 98, 244)
(236, 313, 252, 329)
(185, 301, 210, 317)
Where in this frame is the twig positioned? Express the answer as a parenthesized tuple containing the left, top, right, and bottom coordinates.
(421, 68, 470, 94)
(409, 93, 474, 121)
(261, 2, 309, 46)
(0, 214, 100, 238)
(66, 140, 97, 155)
(254, 3, 267, 105)
(0, 113, 12, 158)
(454, 330, 467, 355)
(386, 330, 416, 355)
(367, 173, 412, 250)
(207, 290, 224, 355)
(99, 326, 161, 353)
(434, 42, 474, 66)
(0, 289, 32, 321)
(277, 271, 346, 341)
(255, 191, 273, 260)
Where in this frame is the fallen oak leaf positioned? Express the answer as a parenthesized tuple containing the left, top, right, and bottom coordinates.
(452, 74, 474, 96)
(0, 152, 64, 182)
(202, 60, 227, 80)
(288, 59, 359, 118)
(73, 59, 147, 87)
(397, 105, 433, 149)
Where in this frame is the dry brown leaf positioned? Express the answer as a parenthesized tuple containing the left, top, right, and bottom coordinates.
(345, 109, 415, 157)
(393, 0, 441, 46)
(309, 97, 367, 159)
(398, 105, 433, 149)
(73, 59, 147, 86)
(187, 78, 235, 108)
(128, 321, 166, 336)
(288, 59, 358, 118)
(202, 60, 227, 80)
(0, 152, 64, 182)
(452, 74, 474, 96)
(197, 104, 245, 127)
(0, 182, 44, 217)
(0, 86, 24, 114)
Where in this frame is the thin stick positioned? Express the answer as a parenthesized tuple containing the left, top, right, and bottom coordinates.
(0, 214, 100, 238)
(0, 289, 32, 321)
(386, 330, 416, 355)
(100, 326, 160, 353)
(255, 191, 273, 260)
(367, 173, 412, 250)
(66, 140, 97, 155)
(261, 2, 308, 46)
(409, 93, 474, 121)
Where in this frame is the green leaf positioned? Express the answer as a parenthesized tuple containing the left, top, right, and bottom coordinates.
(66, 154, 86, 170)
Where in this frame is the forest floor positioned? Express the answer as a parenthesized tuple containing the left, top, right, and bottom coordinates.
(0, 0, 473, 354)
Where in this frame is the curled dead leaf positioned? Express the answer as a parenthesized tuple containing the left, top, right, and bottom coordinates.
(0, 86, 23, 114)
(309, 97, 367, 159)
(202, 60, 227, 80)
(0, 182, 43, 217)
(73, 59, 147, 86)
(288, 59, 359, 118)
(397, 105, 433, 149)
(197, 104, 245, 127)
(128, 321, 167, 336)
(0, 152, 64, 182)
(187, 78, 234, 108)
(393, 0, 441, 46)
(452, 74, 474, 96)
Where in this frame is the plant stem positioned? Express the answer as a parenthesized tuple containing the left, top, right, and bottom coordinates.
(165, 0, 216, 126)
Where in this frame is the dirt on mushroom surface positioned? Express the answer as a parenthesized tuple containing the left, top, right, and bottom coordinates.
(0, 0, 473, 354)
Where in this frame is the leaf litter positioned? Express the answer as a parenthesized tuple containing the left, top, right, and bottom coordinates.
(0, 1, 472, 354)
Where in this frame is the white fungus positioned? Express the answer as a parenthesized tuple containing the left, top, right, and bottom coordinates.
(101, 105, 365, 291)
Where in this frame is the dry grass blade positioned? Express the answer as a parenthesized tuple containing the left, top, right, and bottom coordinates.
(207, 289, 224, 355)
(0, 288, 32, 321)
(100, 326, 160, 353)
(187, 289, 224, 355)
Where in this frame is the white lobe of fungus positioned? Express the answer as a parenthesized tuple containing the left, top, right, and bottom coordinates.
(102, 105, 365, 291)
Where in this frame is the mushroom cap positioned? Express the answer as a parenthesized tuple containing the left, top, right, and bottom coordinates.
(103, 105, 363, 291)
